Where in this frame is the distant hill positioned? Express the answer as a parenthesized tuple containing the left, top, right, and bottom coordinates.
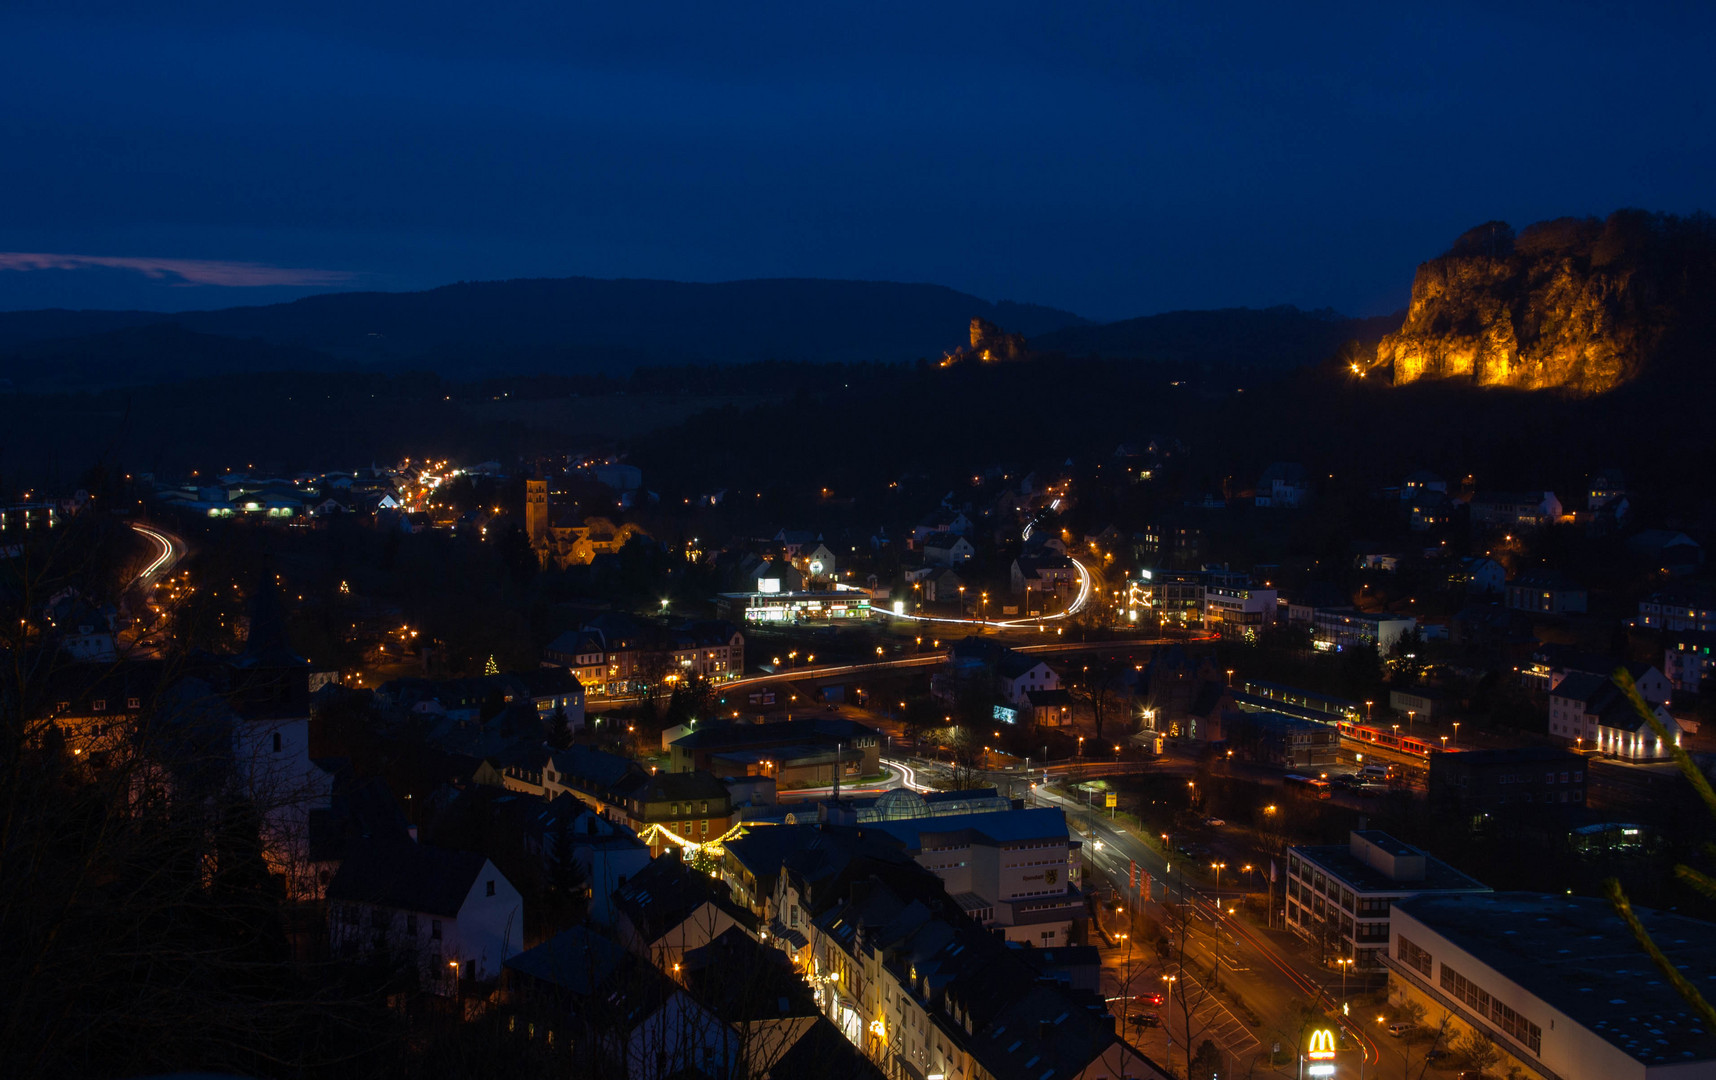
(1030, 305, 1402, 368)
(0, 323, 347, 392)
(0, 277, 1089, 387)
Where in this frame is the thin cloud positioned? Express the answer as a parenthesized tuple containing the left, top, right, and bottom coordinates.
(0, 252, 356, 288)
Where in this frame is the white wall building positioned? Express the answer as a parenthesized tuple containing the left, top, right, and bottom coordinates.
(1387, 893, 1716, 1080)
(327, 842, 523, 992)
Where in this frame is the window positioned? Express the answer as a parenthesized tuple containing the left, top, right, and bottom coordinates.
(371, 909, 388, 930)
(1397, 935, 1432, 977)
(406, 914, 417, 935)
(431, 920, 443, 940)
(92, 699, 106, 712)
(486, 880, 496, 897)
(127, 697, 141, 709)
(272, 732, 282, 753)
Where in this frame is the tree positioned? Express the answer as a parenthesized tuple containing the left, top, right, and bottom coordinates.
(547, 704, 573, 750)
(1453, 1027, 1502, 1073)
(1189, 1037, 1224, 1080)
(484, 653, 500, 676)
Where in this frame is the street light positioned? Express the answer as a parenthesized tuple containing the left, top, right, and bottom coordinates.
(1365, 700, 1374, 723)
(1211, 861, 1226, 895)
(1452, 721, 1461, 744)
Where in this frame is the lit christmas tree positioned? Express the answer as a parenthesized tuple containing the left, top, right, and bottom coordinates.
(484, 654, 499, 676)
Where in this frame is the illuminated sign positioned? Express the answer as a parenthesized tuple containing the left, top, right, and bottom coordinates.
(1307, 1028, 1338, 1059)
(892, 600, 905, 615)
(809, 560, 824, 574)
(1105, 792, 1117, 808)
(993, 705, 1019, 724)
(757, 578, 781, 594)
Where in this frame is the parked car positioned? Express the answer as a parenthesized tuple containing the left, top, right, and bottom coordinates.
(1128, 1012, 1161, 1028)
(1387, 1021, 1413, 1037)
(1203, 817, 1226, 827)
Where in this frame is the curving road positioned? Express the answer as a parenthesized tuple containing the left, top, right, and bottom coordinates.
(129, 522, 183, 586)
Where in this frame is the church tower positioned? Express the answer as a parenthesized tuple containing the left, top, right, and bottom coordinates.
(525, 478, 548, 551)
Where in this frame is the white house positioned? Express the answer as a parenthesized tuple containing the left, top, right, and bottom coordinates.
(612, 853, 752, 973)
(1457, 556, 1506, 595)
(505, 927, 738, 1080)
(997, 654, 1061, 706)
(923, 535, 975, 566)
(1255, 462, 1310, 508)
(1548, 670, 1682, 760)
(327, 841, 523, 992)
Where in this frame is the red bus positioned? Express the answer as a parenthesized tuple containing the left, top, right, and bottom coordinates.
(1283, 774, 1333, 800)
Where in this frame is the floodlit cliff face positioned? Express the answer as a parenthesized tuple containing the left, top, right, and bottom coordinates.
(940, 317, 1030, 366)
(1376, 212, 1716, 395)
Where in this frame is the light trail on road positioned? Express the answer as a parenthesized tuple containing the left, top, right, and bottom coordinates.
(131, 524, 177, 583)
(882, 556, 1092, 629)
(880, 758, 933, 792)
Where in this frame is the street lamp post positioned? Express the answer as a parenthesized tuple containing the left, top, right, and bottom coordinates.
(1452, 721, 1461, 744)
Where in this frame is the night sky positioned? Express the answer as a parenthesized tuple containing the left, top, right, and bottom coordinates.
(3, 2, 1711, 320)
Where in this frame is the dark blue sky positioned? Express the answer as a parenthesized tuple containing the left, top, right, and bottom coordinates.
(2, 2, 1712, 320)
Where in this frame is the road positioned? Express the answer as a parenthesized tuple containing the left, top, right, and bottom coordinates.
(129, 522, 183, 586)
(1027, 780, 1392, 1079)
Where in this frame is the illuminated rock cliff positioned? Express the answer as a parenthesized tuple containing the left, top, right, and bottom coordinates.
(1377, 211, 1716, 394)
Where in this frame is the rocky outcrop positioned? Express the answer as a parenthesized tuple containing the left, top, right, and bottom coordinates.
(940, 317, 1031, 366)
(1376, 211, 1716, 395)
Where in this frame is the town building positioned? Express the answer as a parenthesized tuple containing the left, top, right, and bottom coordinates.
(718, 587, 874, 624)
(1426, 745, 1587, 820)
(1311, 608, 1418, 653)
(326, 840, 524, 992)
(504, 925, 738, 1080)
(1548, 670, 1683, 760)
(1506, 572, 1589, 615)
(613, 853, 756, 973)
(1255, 461, 1311, 507)
(1454, 556, 1506, 595)
(934, 637, 1062, 708)
(1665, 629, 1716, 693)
(922, 534, 975, 566)
(1635, 587, 1716, 633)
(1285, 830, 1489, 971)
(1469, 491, 1564, 530)
(864, 805, 1087, 947)
(1387, 893, 1716, 1080)
(1202, 580, 1278, 637)
(804, 873, 1165, 1080)
(667, 716, 881, 787)
(1223, 709, 1340, 770)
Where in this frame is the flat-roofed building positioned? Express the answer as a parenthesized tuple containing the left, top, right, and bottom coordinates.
(1387, 892, 1716, 1080)
(1311, 608, 1418, 653)
(1286, 830, 1489, 971)
(865, 806, 1086, 947)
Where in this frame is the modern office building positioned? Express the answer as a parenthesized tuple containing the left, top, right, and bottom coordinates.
(1286, 830, 1488, 971)
(1311, 608, 1418, 653)
(1387, 892, 1716, 1080)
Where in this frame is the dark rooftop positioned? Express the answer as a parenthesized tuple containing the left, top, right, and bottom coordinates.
(1395, 892, 1716, 1066)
